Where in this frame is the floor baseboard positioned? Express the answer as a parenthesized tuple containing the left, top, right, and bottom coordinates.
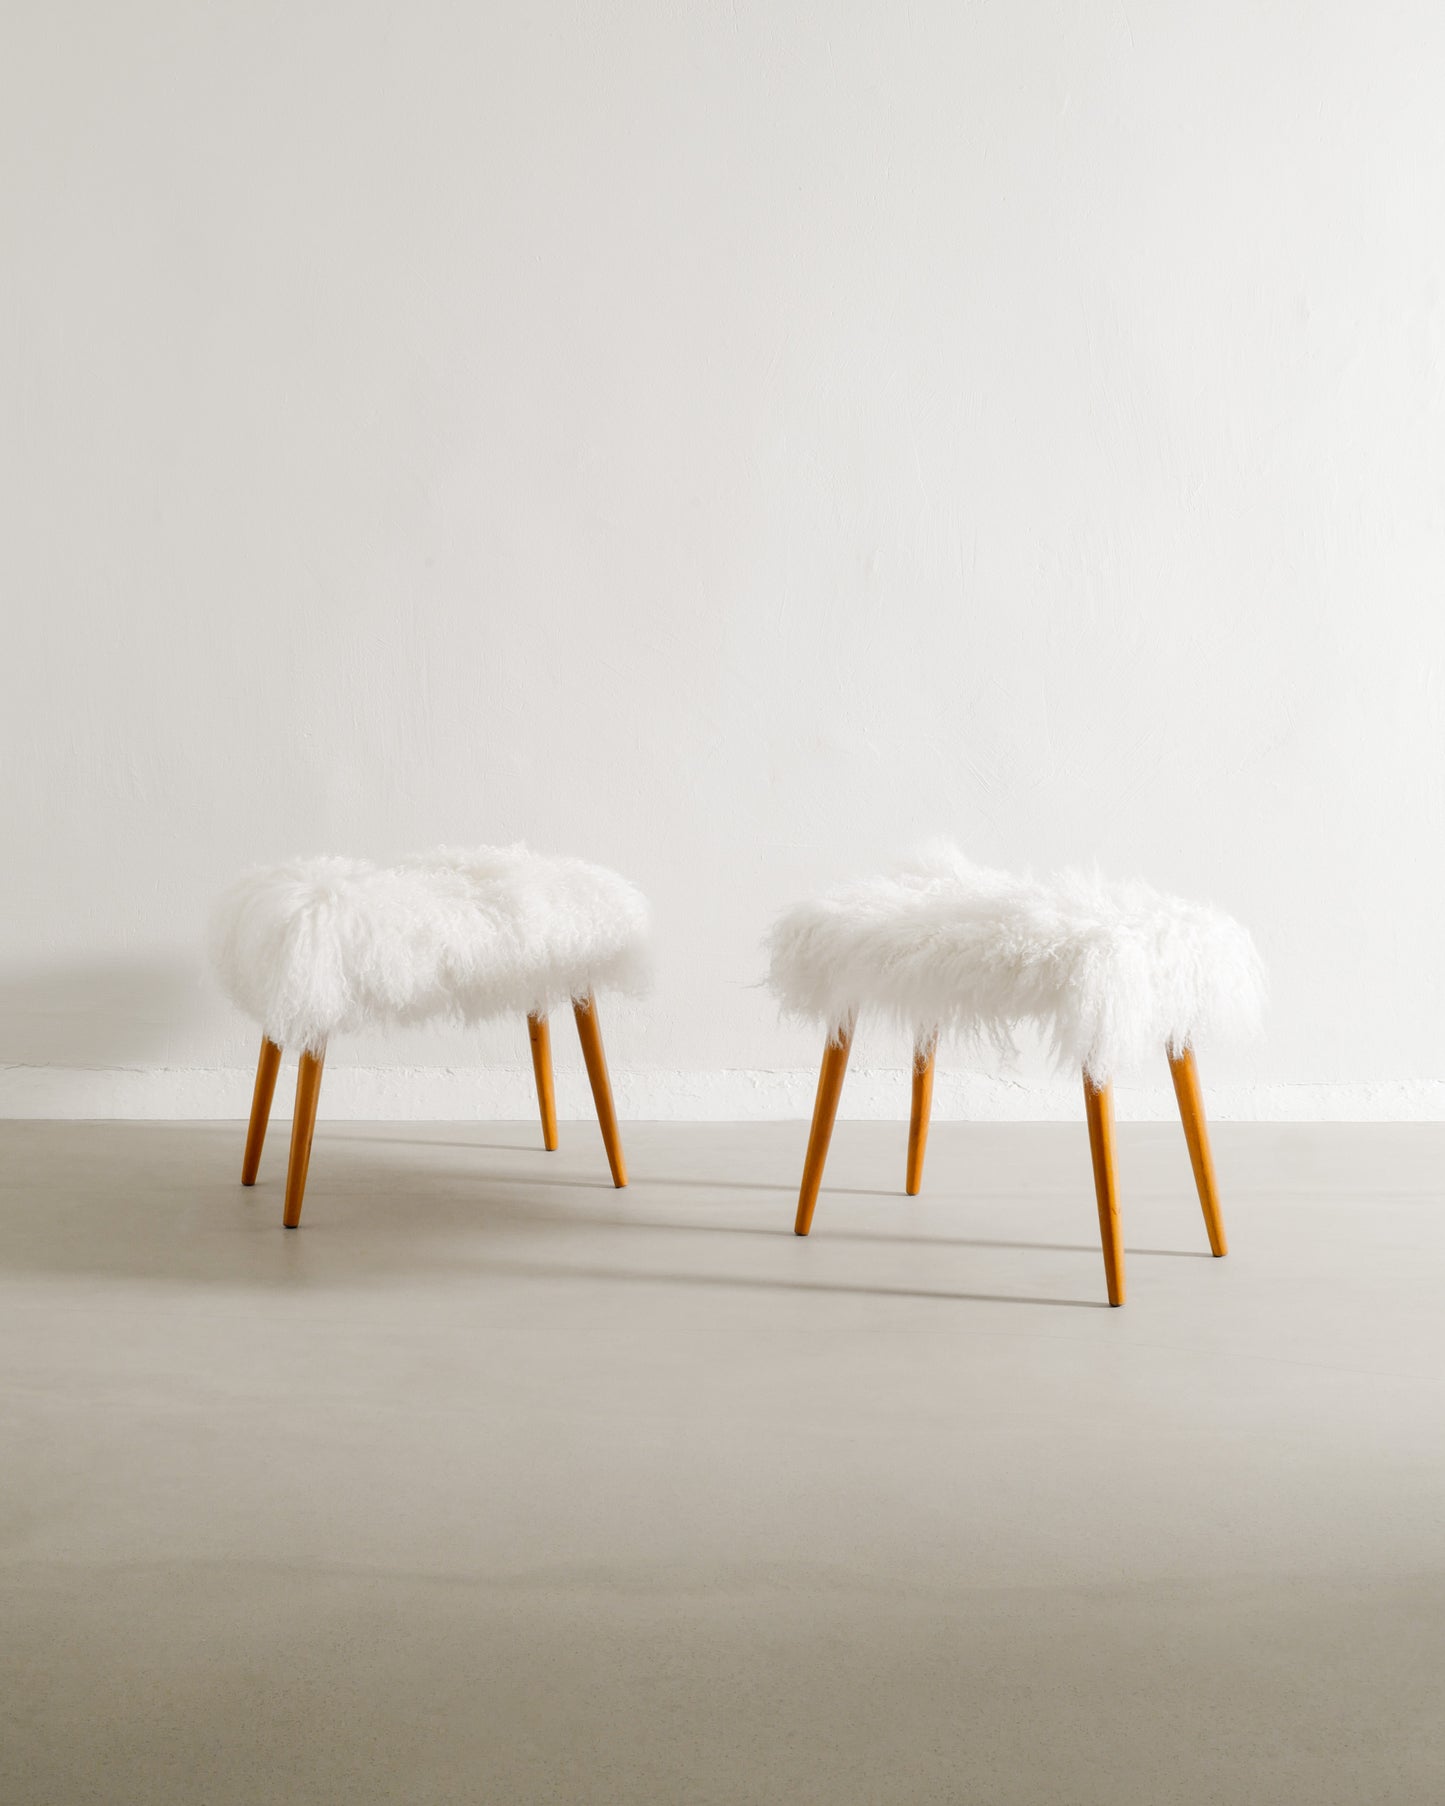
(2, 1065, 1442, 1122)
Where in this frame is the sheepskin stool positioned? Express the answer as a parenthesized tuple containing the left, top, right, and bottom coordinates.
(211, 846, 650, 1226)
(766, 845, 1264, 1305)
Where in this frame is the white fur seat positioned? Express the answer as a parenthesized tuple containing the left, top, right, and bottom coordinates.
(212, 845, 650, 1053)
(767, 843, 1264, 1305)
(211, 845, 651, 1224)
(766, 842, 1263, 1084)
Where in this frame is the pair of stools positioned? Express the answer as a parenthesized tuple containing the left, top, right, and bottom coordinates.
(212, 842, 1264, 1305)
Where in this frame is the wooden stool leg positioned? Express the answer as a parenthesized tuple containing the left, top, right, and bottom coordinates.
(573, 996, 627, 1187)
(242, 1036, 282, 1185)
(1084, 1074, 1125, 1306)
(795, 1028, 853, 1236)
(905, 1039, 936, 1196)
(527, 1014, 559, 1151)
(1168, 1045, 1227, 1257)
(282, 1048, 326, 1229)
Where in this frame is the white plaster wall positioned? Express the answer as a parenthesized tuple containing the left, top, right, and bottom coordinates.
(3, 1, 1443, 1118)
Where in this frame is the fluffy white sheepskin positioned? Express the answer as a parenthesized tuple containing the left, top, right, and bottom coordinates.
(211, 845, 651, 1053)
(766, 842, 1264, 1083)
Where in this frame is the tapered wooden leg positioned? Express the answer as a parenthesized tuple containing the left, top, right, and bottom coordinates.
(1168, 1045, 1227, 1257)
(241, 1037, 282, 1185)
(906, 1039, 936, 1196)
(1084, 1075, 1125, 1306)
(527, 1013, 559, 1151)
(282, 1048, 325, 1229)
(573, 996, 627, 1187)
(795, 1027, 853, 1236)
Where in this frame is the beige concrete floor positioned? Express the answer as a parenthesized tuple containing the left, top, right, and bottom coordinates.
(3, 1118, 1444, 1805)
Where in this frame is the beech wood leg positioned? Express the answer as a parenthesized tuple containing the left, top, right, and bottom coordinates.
(906, 1040, 936, 1196)
(282, 1048, 325, 1229)
(527, 1013, 559, 1151)
(1168, 1045, 1228, 1257)
(795, 1028, 853, 1236)
(573, 996, 627, 1187)
(242, 1037, 282, 1185)
(1084, 1074, 1124, 1306)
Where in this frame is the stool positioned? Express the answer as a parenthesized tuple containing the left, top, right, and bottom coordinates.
(766, 844, 1264, 1305)
(210, 845, 651, 1225)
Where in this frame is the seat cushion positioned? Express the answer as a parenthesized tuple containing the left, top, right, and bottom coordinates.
(766, 842, 1264, 1082)
(211, 845, 650, 1052)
